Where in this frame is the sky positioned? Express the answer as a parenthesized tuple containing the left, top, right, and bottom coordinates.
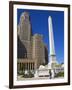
(17, 9, 64, 64)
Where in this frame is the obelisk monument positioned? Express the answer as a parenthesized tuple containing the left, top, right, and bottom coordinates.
(48, 16, 58, 69)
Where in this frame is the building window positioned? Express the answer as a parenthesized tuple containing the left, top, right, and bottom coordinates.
(24, 53, 27, 58)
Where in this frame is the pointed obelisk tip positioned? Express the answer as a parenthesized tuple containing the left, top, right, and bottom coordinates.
(48, 16, 52, 21)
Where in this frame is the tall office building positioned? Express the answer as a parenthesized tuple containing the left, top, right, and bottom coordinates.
(17, 12, 48, 72)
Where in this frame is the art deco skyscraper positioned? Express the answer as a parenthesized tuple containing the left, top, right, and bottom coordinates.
(20, 12, 31, 40)
(48, 16, 58, 68)
(17, 12, 32, 59)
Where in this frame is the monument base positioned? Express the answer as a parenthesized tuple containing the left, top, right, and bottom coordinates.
(48, 55, 58, 69)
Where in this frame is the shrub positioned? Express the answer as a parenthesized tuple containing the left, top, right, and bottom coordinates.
(22, 71, 34, 78)
(55, 72, 64, 77)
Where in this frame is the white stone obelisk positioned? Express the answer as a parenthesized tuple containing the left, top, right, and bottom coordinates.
(48, 16, 58, 69)
(48, 16, 55, 55)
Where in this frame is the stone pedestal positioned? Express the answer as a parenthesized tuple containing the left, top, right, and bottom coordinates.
(34, 70, 38, 78)
(51, 69, 55, 78)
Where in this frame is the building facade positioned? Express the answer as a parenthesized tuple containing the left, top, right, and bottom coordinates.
(17, 12, 48, 73)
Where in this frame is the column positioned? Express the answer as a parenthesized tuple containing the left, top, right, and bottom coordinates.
(28, 63, 29, 71)
(31, 63, 32, 70)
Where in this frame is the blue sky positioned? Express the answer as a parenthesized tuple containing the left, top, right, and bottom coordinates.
(17, 9, 64, 64)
